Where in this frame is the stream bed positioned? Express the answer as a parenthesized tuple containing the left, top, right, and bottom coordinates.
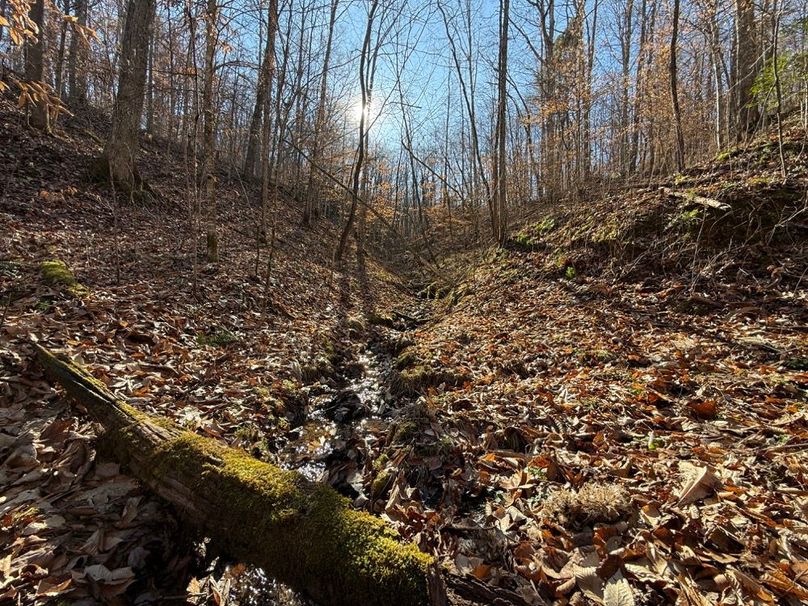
(225, 342, 401, 605)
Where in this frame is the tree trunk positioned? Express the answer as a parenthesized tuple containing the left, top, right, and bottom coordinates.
(619, 0, 634, 174)
(145, 28, 155, 136)
(734, 0, 758, 140)
(304, 0, 339, 226)
(708, 0, 725, 150)
(335, 0, 377, 265)
(493, 0, 509, 244)
(24, 0, 49, 131)
(35, 345, 432, 606)
(630, 0, 648, 173)
(94, 0, 156, 190)
(54, 0, 70, 99)
(244, 20, 271, 181)
(259, 0, 278, 251)
(669, 0, 685, 172)
(202, 0, 219, 262)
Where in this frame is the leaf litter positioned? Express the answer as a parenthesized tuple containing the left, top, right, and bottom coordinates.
(1, 92, 808, 605)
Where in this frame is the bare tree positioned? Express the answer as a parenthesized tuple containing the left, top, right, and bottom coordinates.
(492, 0, 509, 244)
(67, 0, 88, 105)
(670, 0, 685, 171)
(304, 0, 339, 226)
(734, 0, 758, 140)
(24, 0, 49, 131)
(95, 0, 156, 190)
(334, 0, 378, 265)
(202, 0, 220, 261)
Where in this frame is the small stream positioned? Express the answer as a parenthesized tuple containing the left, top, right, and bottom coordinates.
(278, 346, 394, 482)
(225, 342, 399, 605)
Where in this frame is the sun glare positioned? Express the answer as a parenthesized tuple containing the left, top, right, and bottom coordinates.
(352, 98, 370, 124)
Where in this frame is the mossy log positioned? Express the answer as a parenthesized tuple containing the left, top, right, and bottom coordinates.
(35, 345, 434, 606)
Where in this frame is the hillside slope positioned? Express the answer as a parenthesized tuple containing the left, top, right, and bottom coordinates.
(0, 95, 420, 604)
(1, 93, 807, 606)
(387, 128, 808, 603)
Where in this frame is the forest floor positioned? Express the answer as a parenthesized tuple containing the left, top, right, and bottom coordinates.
(2, 95, 808, 606)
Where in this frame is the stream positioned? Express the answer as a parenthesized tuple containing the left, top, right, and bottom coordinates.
(277, 347, 394, 485)
(225, 340, 402, 605)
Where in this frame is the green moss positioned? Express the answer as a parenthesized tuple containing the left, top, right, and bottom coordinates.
(371, 469, 394, 499)
(391, 420, 420, 445)
(394, 348, 418, 371)
(196, 329, 238, 347)
(40, 259, 88, 297)
(41, 347, 432, 604)
(126, 427, 430, 604)
(368, 312, 396, 328)
(716, 147, 740, 162)
(372, 453, 389, 471)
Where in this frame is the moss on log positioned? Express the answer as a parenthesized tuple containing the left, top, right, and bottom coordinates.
(35, 345, 433, 606)
(40, 259, 88, 297)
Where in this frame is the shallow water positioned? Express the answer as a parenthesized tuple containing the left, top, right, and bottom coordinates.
(276, 346, 393, 481)
(226, 345, 395, 605)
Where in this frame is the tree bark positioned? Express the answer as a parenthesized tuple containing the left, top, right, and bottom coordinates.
(54, 0, 70, 99)
(493, 0, 509, 244)
(202, 0, 219, 262)
(669, 0, 685, 172)
(24, 0, 49, 131)
(304, 0, 339, 226)
(35, 344, 432, 606)
(734, 0, 758, 141)
(94, 0, 156, 190)
(244, 17, 271, 181)
(259, 0, 279, 246)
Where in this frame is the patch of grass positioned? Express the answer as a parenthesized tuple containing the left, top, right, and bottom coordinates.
(565, 266, 576, 280)
(34, 297, 54, 312)
(393, 364, 468, 396)
(514, 232, 536, 249)
(536, 216, 556, 234)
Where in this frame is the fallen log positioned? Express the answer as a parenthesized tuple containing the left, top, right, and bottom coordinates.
(35, 344, 433, 606)
(661, 186, 732, 211)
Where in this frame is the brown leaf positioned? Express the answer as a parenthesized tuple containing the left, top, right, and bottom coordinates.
(604, 571, 635, 606)
(676, 463, 721, 506)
